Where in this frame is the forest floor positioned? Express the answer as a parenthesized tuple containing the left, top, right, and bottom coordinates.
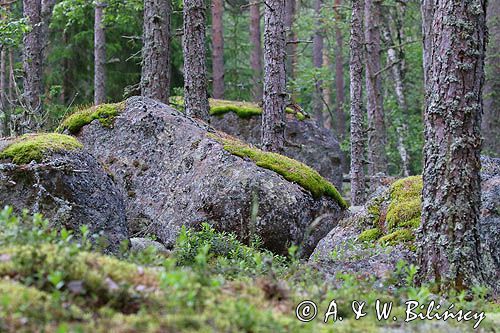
(0, 208, 498, 333)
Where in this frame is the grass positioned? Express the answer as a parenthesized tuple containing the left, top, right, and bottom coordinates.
(208, 133, 348, 208)
(0, 133, 83, 164)
(57, 102, 125, 134)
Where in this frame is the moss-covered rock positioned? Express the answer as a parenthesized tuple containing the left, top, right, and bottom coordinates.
(209, 133, 347, 208)
(357, 228, 382, 242)
(0, 133, 83, 164)
(57, 103, 125, 134)
(169, 96, 305, 120)
(378, 229, 415, 246)
(386, 176, 422, 231)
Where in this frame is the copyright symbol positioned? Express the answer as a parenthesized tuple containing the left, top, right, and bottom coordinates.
(295, 300, 317, 322)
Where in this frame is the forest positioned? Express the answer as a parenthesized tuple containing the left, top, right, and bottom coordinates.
(0, 0, 498, 332)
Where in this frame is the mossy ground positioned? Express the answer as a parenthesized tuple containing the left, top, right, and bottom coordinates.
(208, 133, 347, 208)
(57, 102, 125, 134)
(0, 133, 83, 164)
(170, 96, 306, 121)
(0, 208, 497, 332)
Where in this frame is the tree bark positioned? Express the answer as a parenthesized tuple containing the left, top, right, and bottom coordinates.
(183, 0, 210, 121)
(312, 0, 325, 127)
(482, 0, 499, 156)
(249, 2, 263, 102)
(211, 0, 224, 99)
(334, 0, 345, 140)
(349, 0, 366, 206)
(364, 0, 387, 177)
(22, 0, 43, 131)
(262, 0, 286, 152)
(41, 0, 56, 58)
(322, 48, 333, 130)
(417, 0, 490, 292)
(1, 48, 6, 137)
(141, 0, 172, 103)
(284, 0, 297, 81)
(94, 2, 106, 105)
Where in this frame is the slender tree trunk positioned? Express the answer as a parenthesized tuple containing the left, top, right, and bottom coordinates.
(349, 0, 366, 205)
(94, 2, 106, 105)
(312, 0, 325, 127)
(364, 0, 386, 178)
(262, 0, 286, 152)
(141, 0, 171, 103)
(482, 0, 500, 156)
(22, 0, 43, 131)
(334, 0, 345, 140)
(8, 49, 13, 104)
(381, 18, 410, 176)
(211, 0, 224, 99)
(41, 0, 56, 58)
(417, 0, 490, 292)
(1, 48, 6, 137)
(284, 0, 297, 81)
(183, 0, 209, 121)
(249, 2, 263, 102)
(322, 48, 333, 130)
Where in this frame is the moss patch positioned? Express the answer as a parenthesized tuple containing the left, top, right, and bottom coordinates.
(0, 133, 83, 164)
(378, 229, 415, 246)
(58, 102, 125, 134)
(169, 96, 304, 120)
(358, 228, 382, 242)
(208, 133, 347, 208)
(386, 176, 422, 231)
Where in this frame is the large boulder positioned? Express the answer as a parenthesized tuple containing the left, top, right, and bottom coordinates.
(170, 98, 344, 189)
(71, 97, 347, 256)
(0, 133, 128, 253)
(311, 166, 500, 293)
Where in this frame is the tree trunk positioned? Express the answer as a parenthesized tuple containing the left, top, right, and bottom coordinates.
(262, 0, 286, 152)
(312, 0, 324, 127)
(482, 0, 500, 156)
(364, 0, 386, 178)
(284, 0, 297, 81)
(417, 0, 490, 292)
(381, 16, 410, 176)
(183, 0, 210, 121)
(334, 0, 345, 140)
(41, 0, 56, 58)
(94, 2, 106, 105)
(211, 0, 224, 99)
(141, 0, 171, 103)
(249, 2, 263, 102)
(322, 48, 333, 130)
(1, 48, 6, 137)
(349, 0, 366, 205)
(22, 0, 43, 131)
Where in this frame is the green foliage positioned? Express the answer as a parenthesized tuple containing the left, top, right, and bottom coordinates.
(57, 102, 125, 134)
(0, 133, 83, 164)
(0, 9, 29, 47)
(209, 133, 348, 208)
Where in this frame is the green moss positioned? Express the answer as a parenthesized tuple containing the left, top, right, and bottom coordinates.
(208, 134, 347, 208)
(378, 229, 415, 246)
(0, 133, 83, 164)
(58, 102, 125, 134)
(358, 228, 382, 242)
(169, 96, 304, 120)
(386, 176, 423, 231)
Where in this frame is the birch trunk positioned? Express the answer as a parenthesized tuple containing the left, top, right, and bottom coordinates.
(94, 2, 106, 105)
(349, 0, 366, 205)
(417, 0, 490, 292)
(312, 0, 324, 127)
(262, 0, 286, 152)
(141, 0, 171, 103)
(1, 48, 6, 137)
